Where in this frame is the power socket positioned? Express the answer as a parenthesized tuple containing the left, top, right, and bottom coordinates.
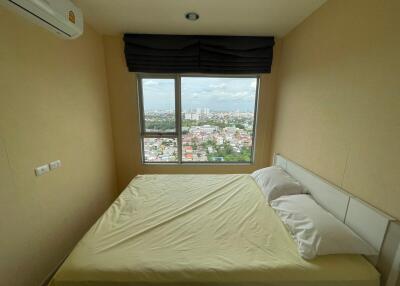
(49, 160, 61, 170)
(35, 164, 50, 176)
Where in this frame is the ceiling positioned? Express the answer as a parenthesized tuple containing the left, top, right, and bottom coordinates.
(74, 0, 326, 37)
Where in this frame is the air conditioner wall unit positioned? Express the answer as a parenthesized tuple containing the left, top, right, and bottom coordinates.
(1, 0, 83, 39)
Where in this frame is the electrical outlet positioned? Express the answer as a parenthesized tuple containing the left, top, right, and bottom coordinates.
(49, 160, 61, 170)
(35, 164, 50, 176)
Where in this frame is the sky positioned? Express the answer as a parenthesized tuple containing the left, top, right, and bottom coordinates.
(142, 77, 257, 112)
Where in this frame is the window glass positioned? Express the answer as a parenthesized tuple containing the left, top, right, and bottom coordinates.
(181, 77, 257, 162)
(142, 78, 175, 133)
(139, 76, 258, 164)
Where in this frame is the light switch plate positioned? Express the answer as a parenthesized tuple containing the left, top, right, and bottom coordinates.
(49, 160, 61, 170)
(35, 164, 50, 176)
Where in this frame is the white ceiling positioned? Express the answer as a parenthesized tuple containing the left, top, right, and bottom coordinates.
(74, 0, 326, 37)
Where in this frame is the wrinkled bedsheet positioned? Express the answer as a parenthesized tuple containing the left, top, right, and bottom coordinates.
(49, 174, 379, 286)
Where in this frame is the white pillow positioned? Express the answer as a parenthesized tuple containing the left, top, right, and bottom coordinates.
(270, 194, 378, 259)
(251, 166, 304, 203)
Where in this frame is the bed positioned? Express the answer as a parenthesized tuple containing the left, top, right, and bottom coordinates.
(49, 169, 381, 286)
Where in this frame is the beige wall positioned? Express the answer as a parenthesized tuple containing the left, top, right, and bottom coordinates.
(103, 36, 281, 190)
(0, 7, 117, 286)
(5, 0, 399, 283)
(272, 0, 400, 220)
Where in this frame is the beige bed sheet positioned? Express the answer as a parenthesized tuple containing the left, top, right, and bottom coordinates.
(49, 174, 379, 286)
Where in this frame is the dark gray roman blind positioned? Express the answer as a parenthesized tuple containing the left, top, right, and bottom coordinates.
(123, 34, 275, 74)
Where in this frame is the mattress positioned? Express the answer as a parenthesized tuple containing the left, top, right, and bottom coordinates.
(49, 174, 379, 286)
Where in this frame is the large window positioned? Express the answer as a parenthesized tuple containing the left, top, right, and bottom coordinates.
(138, 75, 259, 164)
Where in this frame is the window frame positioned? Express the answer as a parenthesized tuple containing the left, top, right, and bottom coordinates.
(137, 73, 260, 165)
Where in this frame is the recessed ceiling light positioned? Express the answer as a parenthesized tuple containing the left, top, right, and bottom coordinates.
(185, 12, 199, 21)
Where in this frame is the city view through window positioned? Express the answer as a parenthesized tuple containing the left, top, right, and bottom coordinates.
(141, 76, 258, 163)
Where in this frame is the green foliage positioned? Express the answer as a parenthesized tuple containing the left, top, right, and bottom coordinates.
(146, 120, 175, 131)
(206, 144, 251, 162)
(235, 123, 245, 129)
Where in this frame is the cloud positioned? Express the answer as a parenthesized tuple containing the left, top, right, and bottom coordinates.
(143, 77, 257, 112)
(210, 82, 227, 89)
(143, 79, 159, 86)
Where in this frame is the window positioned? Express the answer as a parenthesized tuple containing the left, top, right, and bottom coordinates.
(138, 75, 259, 164)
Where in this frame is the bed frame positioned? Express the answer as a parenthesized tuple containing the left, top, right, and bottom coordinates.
(273, 153, 400, 286)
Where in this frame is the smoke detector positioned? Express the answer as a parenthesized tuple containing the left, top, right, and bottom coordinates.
(185, 12, 199, 21)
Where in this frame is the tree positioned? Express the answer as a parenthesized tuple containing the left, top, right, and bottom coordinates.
(223, 143, 233, 155)
(235, 123, 245, 130)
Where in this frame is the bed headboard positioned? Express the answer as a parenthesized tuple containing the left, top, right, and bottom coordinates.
(273, 153, 395, 262)
(273, 153, 400, 286)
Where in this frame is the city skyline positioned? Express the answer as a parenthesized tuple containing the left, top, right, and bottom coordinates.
(143, 107, 255, 162)
(144, 123, 253, 163)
